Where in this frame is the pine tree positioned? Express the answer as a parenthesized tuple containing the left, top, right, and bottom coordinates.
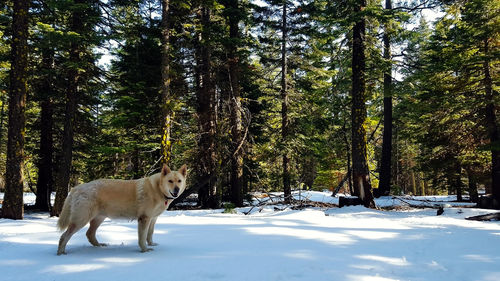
(196, 3, 219, 208)
(160, 0, 172, 166)
(377, 0, 393, 197)
(222, 0, 244, 207)
(52, 0, 101, 216)
(351, 0, 375, 208)
(280, 0, 291, 203)
(2, 0, 30, 219)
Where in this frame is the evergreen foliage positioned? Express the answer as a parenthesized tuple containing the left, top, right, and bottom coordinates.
(0, 0, 498, 214)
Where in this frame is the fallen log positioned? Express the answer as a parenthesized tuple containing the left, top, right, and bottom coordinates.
(339, 196, 364, 208)
(465, 212, 500, 221)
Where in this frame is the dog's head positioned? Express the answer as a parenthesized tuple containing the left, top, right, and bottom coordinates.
(160, 164, 188, 200)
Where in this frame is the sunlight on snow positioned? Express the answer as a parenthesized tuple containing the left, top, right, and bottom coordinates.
(242, 226, 355, 246)
(346, 274, 400, 281)
(283, 249, 316, 260)
(482, 272, 500, 281)
(0, 259, 36, 266)
(356, 255, 410, 266)
(344, 230, 399, 240)
(94, 257, 144, 264)
(42, 264, 107, 274)
(462, 254, 494, 263)
(270, 220, 300, 227)
(2, 236, 57, 245)
(427, 261, 447, 271)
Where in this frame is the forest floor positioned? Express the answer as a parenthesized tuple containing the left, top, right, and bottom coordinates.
(1, 191, 499, 281)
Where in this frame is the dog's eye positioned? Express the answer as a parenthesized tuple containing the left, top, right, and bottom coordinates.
(178, 180, 182, 183)
(168, 180, 173, 183)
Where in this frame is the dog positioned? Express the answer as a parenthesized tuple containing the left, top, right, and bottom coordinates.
(56, 164, 187, 255)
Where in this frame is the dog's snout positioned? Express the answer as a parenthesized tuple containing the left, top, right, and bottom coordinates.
(173, 186, 180, 196)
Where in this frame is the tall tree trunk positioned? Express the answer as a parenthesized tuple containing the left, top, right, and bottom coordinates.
(483, 39, 500, 207)
(2, 0, 30, 219)
(351, 0, 375, 208)
(51, 0, 84, 217)
(35, 48, 55, 211)
(196, 6, 219, 209)
(419, 173, 425, 196)
(342, 121, 353, 194)
(455, 163, 463, 201)
(160, 0, 172, 166)
(227, 0, 244, 207)
(281, 0, 291, 203)
(466, 168, 479, 203)
(411, 170, 416, 195)
(424, 180, 430, 195)
(0, 93, 6, 156)
(132, 134, 140, 179)
(377, 0, 393, 197)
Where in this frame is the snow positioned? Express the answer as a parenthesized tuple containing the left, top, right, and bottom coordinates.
(1, 192, 500, 281)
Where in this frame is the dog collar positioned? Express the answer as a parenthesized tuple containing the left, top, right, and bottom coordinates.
(164, 194, 175, 206)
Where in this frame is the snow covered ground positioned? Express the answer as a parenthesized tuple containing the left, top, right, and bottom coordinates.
(1, 192, 500, 281)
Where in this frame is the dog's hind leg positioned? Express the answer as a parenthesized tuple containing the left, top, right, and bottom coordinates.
(57, 223, 84, 255)
(147, 217, 158, 246)
(86, 215, 107, 247)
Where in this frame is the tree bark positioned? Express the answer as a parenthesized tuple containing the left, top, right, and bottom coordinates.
(227, 0, 244, 207)
(0, 92, 6, 159)
(2, 0, 30, 219)
(160, 0, 172, 166)
(419, 173, 425, 196)
(411, 170, 416, 195)
(483, 39, 500, 206)
(196, 6, 219, 209)
(455, 163, 463, 201)
(350, 0, 375, 208)
(466, 168, 479, 203)
(34, 48, 55, 211)
(377, 0, 393, 197)
(281, 0, 291, 203)
(51, 0, 85, 217)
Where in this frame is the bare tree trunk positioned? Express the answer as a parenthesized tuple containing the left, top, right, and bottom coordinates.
(377, 0, 393, 197)
(342, 121, 353, 194)
(466, 168, 479, 203)
(2, 0, 30, 219)
(425, 180, 431, 195)
(196, 6, 219, 209)
(35, 48, 55, 212)
(411, 171, 416, 195)
(0, 92, 6, 159)
(160, 0, 172, 166)
(419, 173, 425, 196)
(483, 39, 500, 208)
(455, 163, 463, 201)
(350, 0, 375, 208)
(52, 0, 84, 217)
(226, 0, 244, 207)
(281, 0, 291, 203)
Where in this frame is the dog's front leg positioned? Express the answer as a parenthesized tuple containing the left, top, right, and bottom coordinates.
(138, 215, 153, 252)
(147, 216, 158, 246)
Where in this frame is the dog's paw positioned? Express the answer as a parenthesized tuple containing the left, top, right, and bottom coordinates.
(148, 242, 159, 246)
(98, 243, 108, 247)
(140, 248, 154, 253)
(57, 251, 67, 256)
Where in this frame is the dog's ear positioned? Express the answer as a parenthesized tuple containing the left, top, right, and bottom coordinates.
(179, 164, 188, 177)
(162, 164, 171, 176)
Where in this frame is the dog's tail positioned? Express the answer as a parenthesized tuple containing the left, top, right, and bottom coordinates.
(57, 193, 72, 231)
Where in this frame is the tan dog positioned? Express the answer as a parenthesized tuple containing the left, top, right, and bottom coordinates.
(57, 164, 187, 255)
